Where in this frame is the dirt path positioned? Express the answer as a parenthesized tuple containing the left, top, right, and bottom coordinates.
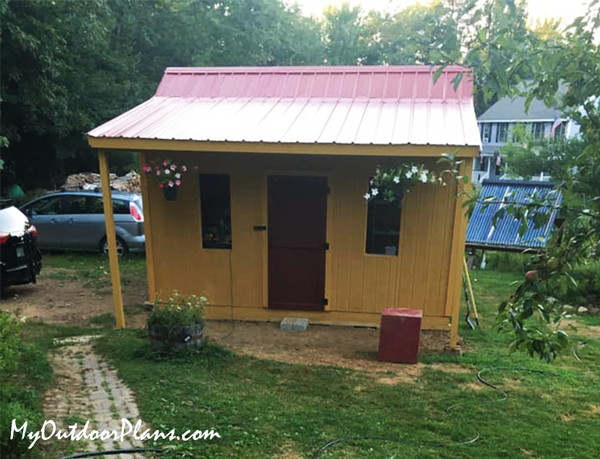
(44, 335, 148, 459)
(1, 272, 148, 327)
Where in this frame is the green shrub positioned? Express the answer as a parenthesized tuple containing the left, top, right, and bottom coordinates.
(471, 251, 533, 273)
(557, 261, 600, 305)
(0, 314, 45, 458)
(147, 291, 207, 330)
(0, 312, 21, 374)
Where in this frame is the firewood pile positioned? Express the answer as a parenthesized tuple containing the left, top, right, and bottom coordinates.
(63, 171, 141, 193)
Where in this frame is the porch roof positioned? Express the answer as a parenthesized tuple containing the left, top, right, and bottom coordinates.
(88, 66, 481, 152)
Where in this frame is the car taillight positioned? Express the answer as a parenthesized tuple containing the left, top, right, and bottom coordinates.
(130, 202, 144, 222)
(0, 232, 8, 245)
(28, 225, 38, 238)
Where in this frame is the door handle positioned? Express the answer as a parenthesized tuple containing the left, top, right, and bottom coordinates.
(50, 218, 57, 224)
(68, 218, 76, 224)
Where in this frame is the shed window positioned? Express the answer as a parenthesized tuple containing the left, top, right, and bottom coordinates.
(199, 174, 232, 249)
(365, 187, 401, 256)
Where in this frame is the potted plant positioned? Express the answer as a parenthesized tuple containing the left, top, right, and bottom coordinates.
(147, 291, 207, 352)
(142, 159, 188, 201)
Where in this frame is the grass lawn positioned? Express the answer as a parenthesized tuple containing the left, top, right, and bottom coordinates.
(87, 270, 600, 459)
(39, 252, 146, 294)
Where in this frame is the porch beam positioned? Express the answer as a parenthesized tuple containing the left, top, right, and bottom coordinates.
(98, 149, 126, 329)
(88, 137, 479, 158)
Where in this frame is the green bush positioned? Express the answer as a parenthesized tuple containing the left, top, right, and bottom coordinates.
(0, 313, 46, 458)
(0, 312, 21, 373)
(471, 251, 533, 273)
(558, 261, 600, 305)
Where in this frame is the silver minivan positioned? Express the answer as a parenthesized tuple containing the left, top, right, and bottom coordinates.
(21, 191, 145, 255)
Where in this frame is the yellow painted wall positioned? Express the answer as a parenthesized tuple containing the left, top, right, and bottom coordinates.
(139, 151, 473, 329)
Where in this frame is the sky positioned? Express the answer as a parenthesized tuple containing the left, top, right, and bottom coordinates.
(294, 0, 592, 27)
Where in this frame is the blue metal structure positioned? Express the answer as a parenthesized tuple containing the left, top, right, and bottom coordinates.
(466, 179, 562, 251)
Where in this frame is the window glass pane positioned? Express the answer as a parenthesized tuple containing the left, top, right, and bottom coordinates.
(112, 199, 129, 215)
(496, 123, 508, 143)
(365, 183, 401, 256)
(86, 197, 104, 214)
(27, 196, 62, 215)
(200, 174, 232, 249)
(482, 124, 491, 143)
(65, 196, 88, 214)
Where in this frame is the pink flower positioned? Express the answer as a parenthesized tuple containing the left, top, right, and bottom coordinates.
(164, 169, 170, 174)
(168, 181, 174, 187)
(175, 173, 181, 179)
(159, 183, 164, 188)
(163, 160, 168, 166)
(156, 171, 161, 176)
(143, 165, 152, 173)
(181, 166, 187, 172)
(170, 164, 177, 170)
(175, 180, 181, 186)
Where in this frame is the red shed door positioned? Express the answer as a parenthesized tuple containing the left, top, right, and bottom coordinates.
(268, 176, 328, 311)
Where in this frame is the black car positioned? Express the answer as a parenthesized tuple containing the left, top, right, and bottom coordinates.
(0, 206, 42, 288)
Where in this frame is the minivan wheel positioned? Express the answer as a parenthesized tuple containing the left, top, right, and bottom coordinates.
(100, 236, 128, 256)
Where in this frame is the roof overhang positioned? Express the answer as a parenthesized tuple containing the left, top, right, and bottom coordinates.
(88, 137, 479, 158)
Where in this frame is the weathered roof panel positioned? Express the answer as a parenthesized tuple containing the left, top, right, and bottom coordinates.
(89, 66, 481, 148)
(466, 180, 562, 251)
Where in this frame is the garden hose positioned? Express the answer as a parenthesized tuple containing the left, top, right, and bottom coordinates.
(57, 448, 164, 458)
(309, 366, 548, 459)
(56, 367, 547, 459)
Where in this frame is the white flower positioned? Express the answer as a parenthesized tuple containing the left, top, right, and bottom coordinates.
(406, 171, 413, 179)
(175, 173, 181, 179)
(371, 188, 379, 196)
(393, 176, 400, 184)
(364, 193, 371, 200)
(411, 166, 418, 173)
(419, 172, 428, 183)
(164, 169, 170, 174)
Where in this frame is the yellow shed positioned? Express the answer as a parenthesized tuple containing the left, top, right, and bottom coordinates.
(88, 66, 480, 347)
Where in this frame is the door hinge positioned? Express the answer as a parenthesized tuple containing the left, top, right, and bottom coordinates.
(323, 242, 330, 250)
(322, 298, 329, 306)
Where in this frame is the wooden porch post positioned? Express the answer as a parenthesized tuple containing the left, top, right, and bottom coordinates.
(448, 158, 473, 349)
(138, 152, 156, 303)
(98, 149, 126, 329)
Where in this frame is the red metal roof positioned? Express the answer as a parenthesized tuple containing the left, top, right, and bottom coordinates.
(88, 66, 481, 148)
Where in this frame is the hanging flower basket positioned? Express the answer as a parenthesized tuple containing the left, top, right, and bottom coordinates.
(142, 159, 188, 201)
(365, 163, 446, 203)
(163, 186, 178, 201)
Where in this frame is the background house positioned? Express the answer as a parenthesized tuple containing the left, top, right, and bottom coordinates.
(473, 93, 580, 183)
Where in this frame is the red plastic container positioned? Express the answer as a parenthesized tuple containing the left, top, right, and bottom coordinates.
(378, 308, 422, 364)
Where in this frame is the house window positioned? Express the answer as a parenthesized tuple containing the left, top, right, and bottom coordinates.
(532, 122, 546, 141)
(481, 123, 491, 143)
(365, 185, 401, 256)
(496, 123, 509, 143)
(199, 174, 232, 249)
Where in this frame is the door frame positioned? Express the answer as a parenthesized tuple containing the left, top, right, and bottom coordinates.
(261, 169, 334, 311)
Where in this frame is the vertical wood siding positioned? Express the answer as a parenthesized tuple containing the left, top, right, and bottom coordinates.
(142, 151, 472, 325)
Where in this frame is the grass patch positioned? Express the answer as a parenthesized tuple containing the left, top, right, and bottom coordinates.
(1, 321, 99, 459)
(89, 313, 115, 326)
(39, 252, 146, 293)
(91, 270, 600, 459)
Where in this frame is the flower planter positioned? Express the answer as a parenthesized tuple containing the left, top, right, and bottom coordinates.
(147, 322, 204, 352)
(163, 186, 178, 201)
